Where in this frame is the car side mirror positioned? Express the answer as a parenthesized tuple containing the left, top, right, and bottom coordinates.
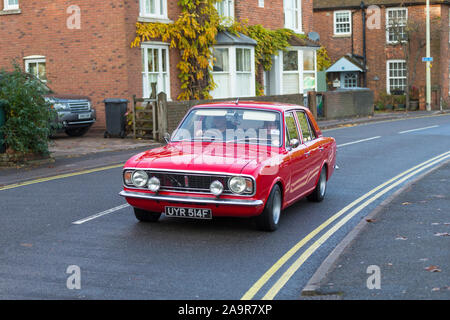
(289, 139, 300, 149)
(163, 132, 171, 144)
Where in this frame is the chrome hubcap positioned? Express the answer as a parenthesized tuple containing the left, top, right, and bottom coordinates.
(272, 190, 281, 225)
(319, 171, 326, 197)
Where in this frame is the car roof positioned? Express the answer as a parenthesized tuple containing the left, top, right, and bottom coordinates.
(191, 101, 309, 113)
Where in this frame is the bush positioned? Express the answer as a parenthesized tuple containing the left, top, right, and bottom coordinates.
(376, 90, 407, 111)
(375, 90, 392, 110)
(410, 86, 419, 101)
(0, 64, 57, 156)
(393, 94, 406, 106)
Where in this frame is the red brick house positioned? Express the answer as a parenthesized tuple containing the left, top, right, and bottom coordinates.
(0, 0, 319, 129)
(313, 0, 450, 110)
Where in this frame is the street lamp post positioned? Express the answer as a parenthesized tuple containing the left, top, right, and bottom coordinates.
(426, 0, 431, 111)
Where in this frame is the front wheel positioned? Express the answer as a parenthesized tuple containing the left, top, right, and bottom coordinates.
(134, 208, 161, 223)
(256, 184, 282, 232)
(307, 166, 327, 202)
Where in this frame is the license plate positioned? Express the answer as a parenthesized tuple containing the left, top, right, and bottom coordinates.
(78, 113, 91, 120)
(164, 207, 212, 220)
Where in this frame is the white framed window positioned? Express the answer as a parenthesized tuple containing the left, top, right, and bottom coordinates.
(387, 60, 407, 94)
(212, 48, 230, 99)
(139, 0, 167, 19)
(386, 8, 408, 44)
(236, 48, 252, 97)
(3, 0, 19, 10)
(141, 44, 170, 99)
(211, 46, 255, 99)
(281, 48, 317, 94)
(334, 11, 352, 35)
(214, 0, 234, 19)
(284, 0, 302, 33)
(343, 72, 358, 88)
(24, 56, 46, 82)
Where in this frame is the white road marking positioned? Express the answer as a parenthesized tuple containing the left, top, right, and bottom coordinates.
(337, 136, 381, 148)
(72, 204, 130, 225)
(399, 125, 439, 134)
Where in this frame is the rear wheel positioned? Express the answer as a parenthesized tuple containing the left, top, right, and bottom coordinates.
(256, 184, 282, 232)
(307, 166, 327, 202)
(134, 208, 161, 223)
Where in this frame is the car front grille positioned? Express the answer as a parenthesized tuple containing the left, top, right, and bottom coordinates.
(147, 171, 232, 194)
(69, 101, 90, 112)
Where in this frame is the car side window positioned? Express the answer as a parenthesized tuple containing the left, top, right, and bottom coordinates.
(296, 111, 316, 142)
(285, 112, 300, 146)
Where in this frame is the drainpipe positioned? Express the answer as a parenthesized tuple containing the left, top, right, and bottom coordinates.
(361, 1, 367, 87)
(351, 11, 354, 56)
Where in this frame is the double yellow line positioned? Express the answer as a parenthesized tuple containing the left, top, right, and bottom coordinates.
(242, 150, 450, 300)
(0, 164, 124, 192)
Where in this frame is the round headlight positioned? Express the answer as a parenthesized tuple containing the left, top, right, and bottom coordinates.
(131, 170, 148, 188)
(229, 177, 247, 194)
(148, 177, 161, 192)
(210, 180, 224, 196)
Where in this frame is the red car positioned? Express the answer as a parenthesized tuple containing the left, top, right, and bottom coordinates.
(119, 102, 337, 231)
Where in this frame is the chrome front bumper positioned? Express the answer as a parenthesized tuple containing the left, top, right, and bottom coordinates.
(119, 190, 264, 207)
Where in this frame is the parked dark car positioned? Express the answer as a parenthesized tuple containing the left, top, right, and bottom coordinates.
(43, 86, 96, 137)
(0, 72, 96, 137)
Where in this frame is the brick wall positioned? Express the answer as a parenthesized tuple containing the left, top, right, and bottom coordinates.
(314, 4, 446, 109)
(440, 4, 450, 106)
(302, 0, 314, 35)
(235, 0, 314, 33)
(0, 0, 138, 129)
(323, 89, 374, 119)
(235, 0, 284, 29)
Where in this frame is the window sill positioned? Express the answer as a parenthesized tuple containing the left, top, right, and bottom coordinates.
(0, 9, 21, 15)
(386, 41, 408, 45)
(137, 16, 173, 24)
(333, 34, 351, 38)
(284, 27, 304, 35)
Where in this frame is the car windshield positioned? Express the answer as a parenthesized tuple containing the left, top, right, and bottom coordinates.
(172, 108, 282, 147)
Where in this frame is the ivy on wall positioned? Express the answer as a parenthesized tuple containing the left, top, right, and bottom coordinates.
(132, 0, 219, 100)
(132, 0, 330, 100)
(316, 46, 332, 71)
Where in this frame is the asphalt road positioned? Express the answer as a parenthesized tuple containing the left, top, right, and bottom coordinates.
(1, 114, 449, 300)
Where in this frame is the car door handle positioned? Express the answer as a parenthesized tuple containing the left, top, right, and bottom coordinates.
(318, 146, 324, 152)
(305, 151, 311, 157)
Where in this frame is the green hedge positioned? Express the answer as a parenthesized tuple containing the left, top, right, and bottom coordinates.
(0, 64, 57, 156)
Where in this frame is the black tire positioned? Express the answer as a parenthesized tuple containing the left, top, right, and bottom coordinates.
(134, 207, 161, 223)
(256, 184, 282, 232)
(65, 126, 90, 137)
(307, 166, 327, 202)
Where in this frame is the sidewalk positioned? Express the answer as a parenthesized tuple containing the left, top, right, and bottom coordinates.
(48, 129, 160, 159)
(302, 161, 450, 300)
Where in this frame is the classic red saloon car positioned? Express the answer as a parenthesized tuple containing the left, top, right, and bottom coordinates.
(120, 102, 336, 231)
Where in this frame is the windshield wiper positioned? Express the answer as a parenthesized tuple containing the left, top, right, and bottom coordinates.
(227, 138, 272, 144)
(174, 137, 218, 142)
